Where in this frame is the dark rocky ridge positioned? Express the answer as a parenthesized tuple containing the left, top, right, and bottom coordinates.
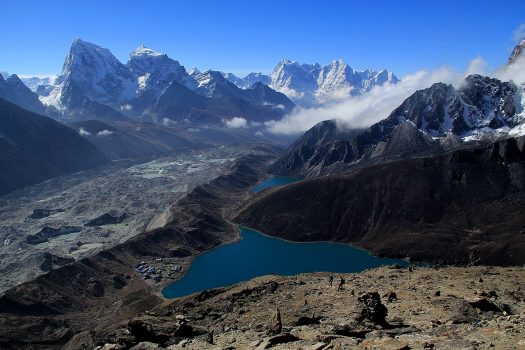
(238, 136, 525, 266)
(39, 253, 75, 272)
(272, 119, 439, 177)
(147, 74, 294, 124)
(26, 226, 82, 245)
(0, 74, 46, 114)
(85, 212, 128, 226)
(29, 208, 65, 219)
(0, 153, 273, 349)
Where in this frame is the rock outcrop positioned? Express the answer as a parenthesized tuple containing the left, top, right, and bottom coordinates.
(86, 213, 128, 226)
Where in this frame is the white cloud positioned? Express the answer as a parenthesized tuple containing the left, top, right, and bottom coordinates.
(162, 118, 177, 127)
(494, 53, 525, 84)
(78, 128, 91, 136)
(464, 56, 488, 76)
(265, 58, 488, 135)
(274, 86, 305, 100)
(97, 129, 114, 136)
(513, 23, 525, 43)
(223, 116, 249, 128)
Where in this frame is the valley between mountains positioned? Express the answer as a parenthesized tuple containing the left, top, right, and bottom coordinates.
(1, 27, 525, 350)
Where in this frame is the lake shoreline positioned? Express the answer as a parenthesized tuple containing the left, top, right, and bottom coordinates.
(161, 225, 405, 299)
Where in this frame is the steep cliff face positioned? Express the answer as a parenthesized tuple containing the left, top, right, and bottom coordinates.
(237, 137, 525, 265)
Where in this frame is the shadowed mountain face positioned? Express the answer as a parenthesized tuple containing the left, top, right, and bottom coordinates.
(146, 72, 294, 124)
(56, 78, 130, 122)
(0, 98, 108, 195)
(237, 137, 525, 266)
(271, 119, 439, 177)
(0, 74, 46, 114)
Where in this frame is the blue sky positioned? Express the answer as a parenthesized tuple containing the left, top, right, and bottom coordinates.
(1, 0, 525, 77)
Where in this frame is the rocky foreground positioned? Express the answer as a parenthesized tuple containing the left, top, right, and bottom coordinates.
(67, 265, 525, 350)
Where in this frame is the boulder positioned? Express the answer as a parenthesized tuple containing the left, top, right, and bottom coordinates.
(267, 308, 282, 335)
(295, 315, 321, 326)
(129, 342, 160, 350)
(450, 299, 480, 324)
(88, 278, 105, 297)
(356, 291, 388, 325)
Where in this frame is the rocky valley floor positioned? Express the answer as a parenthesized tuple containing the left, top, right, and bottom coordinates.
(69, 265, 525, 350)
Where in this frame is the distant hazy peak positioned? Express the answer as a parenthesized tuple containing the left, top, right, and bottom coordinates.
(130, 44, 164, 58)
(509, 37, 525, 65)
(187, 67, 201, 76)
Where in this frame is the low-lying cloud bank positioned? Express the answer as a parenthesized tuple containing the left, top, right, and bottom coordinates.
(223, 116, 249, 128)
(265, 55, 525, 135)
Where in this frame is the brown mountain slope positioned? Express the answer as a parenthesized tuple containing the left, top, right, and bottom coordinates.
(0, 98, 108, 195)
(66, 265, 525, 350)
(236, 137, 525, 265)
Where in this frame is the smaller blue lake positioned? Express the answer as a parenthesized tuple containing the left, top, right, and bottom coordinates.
(252, 176, 299, 193)
(162, 227, 405, 299)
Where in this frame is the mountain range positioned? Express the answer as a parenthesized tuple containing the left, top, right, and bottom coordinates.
(8, 39, 399, 124)
(270, 38, 525, 179)
(2, 36, 525, 189)
(272, 70, 525, 177)
(221, 59, 398, 106)
(25, 39, 292, 124)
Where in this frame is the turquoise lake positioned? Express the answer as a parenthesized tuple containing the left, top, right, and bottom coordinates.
(162, 227, 405, 298)
(252, 176, 299, 192)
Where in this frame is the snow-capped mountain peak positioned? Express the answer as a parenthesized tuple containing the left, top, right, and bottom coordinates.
(267, 58, 398, 105)
(270, 59, 319, 97)
(509, 37, 525, 65)
(130, 44, 164, 58)
(193, 70, 238, 98)
(41, 39, 200, 112)
(55, 38, 135, 105)
(187, 67, 201, 76)
(127, 43, 196, 92)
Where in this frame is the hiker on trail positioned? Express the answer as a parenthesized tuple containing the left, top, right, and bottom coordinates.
(329, 275, 334, 287)
(337, 276, 345, 291)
